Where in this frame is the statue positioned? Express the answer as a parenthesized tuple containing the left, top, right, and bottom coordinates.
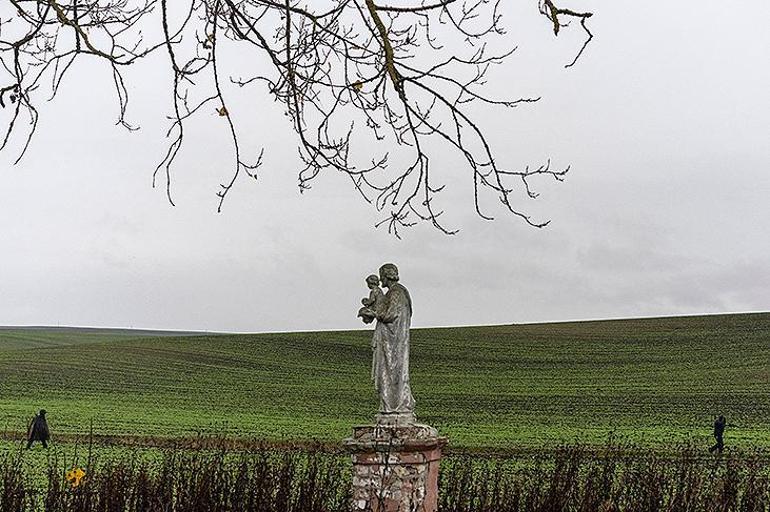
(347, 264, 446, 512)
(358, 263, 416, 423)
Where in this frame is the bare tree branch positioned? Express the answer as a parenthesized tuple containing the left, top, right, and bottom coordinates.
(0, 0, 596, 235)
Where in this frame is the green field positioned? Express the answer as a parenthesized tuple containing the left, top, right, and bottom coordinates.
(0, 313, 768, 449)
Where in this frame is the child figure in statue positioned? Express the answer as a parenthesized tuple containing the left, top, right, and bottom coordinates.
(357, 274, 384, 324)
(358, 274, 385, 382)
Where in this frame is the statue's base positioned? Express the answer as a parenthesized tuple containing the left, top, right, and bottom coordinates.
(375, 412, 417, 426)
(343, 423, 448, 512)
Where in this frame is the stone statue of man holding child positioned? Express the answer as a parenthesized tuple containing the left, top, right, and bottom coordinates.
(357, 263, 416, 424)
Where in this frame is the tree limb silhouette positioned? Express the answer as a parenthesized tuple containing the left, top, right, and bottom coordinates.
(0, 0, 594, 235)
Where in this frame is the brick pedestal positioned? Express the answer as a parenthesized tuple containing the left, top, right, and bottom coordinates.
(343, 423, 448, 512)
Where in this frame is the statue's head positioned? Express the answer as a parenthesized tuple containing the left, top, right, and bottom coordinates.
(379, 263, 399, 288)
(365, 274, 380, 287)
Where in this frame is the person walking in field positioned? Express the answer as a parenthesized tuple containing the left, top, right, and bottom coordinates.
(26, 409, 50, 449)
(708, 415, 726, 453)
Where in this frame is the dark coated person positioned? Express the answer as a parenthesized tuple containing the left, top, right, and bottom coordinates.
(27, 409, 50, 449)
(708, 415, 726, 453)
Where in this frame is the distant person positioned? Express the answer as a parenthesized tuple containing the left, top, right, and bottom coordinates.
(27, 409, 50, 449)
(708, 415, 726, 453)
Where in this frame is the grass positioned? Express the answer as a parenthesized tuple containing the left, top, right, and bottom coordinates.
(2, 439, 770, 511)
(0, 313, 768, 449)
(0, 329, 145, 351)
(1, 441, 351, 512)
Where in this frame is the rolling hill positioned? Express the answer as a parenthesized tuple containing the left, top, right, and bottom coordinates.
(0, 313, 768, 449)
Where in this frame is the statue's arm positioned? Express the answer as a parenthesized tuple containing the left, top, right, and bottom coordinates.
(362, 289, 378, 306)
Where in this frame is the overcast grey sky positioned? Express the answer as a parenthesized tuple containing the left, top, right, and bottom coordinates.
(1, 1, 768, 332)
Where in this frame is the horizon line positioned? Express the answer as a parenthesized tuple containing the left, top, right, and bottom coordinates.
(0, 310, 767, 336)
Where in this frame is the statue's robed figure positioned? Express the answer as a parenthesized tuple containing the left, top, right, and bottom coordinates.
(371, 263, 416, 418)
(347, 263, 445, 512)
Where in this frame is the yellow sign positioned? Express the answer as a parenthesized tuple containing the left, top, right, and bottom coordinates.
(65, 467, 86, 488)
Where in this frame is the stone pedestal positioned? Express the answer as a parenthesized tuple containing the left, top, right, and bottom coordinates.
(344, 422, 448, 512)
